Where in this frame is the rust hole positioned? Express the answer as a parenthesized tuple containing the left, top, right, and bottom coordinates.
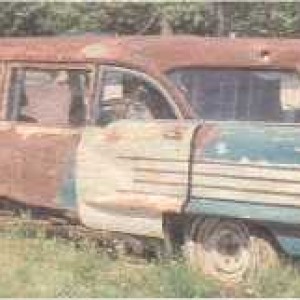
(259, 49, 271, 62)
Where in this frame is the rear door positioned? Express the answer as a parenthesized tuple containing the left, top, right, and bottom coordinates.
(1, 63, 92, 210)
(0, 61, 13, 197)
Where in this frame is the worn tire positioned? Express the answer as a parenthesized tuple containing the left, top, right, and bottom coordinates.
(184, 217, 278, 284)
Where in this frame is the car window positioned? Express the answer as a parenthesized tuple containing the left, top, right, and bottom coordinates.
(7, 68, 90, 126)
(168, 68, 300, 123)
(95, 66, 176, 125)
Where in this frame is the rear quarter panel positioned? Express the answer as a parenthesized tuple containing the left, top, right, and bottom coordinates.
(186, 122, 300, 225)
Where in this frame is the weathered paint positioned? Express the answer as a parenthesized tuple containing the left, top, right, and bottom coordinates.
(2, 35, 300, 260)
(1, 36, 300, 71)
(185, 197, 300, 225)
(200, 122, 300, 165)
(77, 120, 198, 238)
(186, 122, 300, 257)
(185, 197, 300, 257)
(259, 223, 300, 257)
(275, 236, 300, 257)
(189, 122, 300, 208)
(56, 149, 78, 209)
(0, 122, 80, 209)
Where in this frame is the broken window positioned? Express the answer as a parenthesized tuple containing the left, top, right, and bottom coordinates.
(95, 66, 176, 125)
(168, 68, 300, 123)
(7, 68, 90, 126)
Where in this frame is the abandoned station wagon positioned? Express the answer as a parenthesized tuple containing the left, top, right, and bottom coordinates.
(1, 35, 300, 283)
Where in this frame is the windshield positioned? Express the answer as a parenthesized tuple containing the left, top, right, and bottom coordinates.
(168, 68, 300, 123)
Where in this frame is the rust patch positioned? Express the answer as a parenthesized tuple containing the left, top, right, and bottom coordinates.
(1, 36, 300, 70)
(163, 124, 185, 140)
(103, 128, 122, 143)
(194, 124, 220, 153)
(85, 193, 182, 215)
(0, 124, 80, 209)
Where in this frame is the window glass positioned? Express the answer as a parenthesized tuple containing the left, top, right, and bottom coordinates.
(8, 68, 89, 126)
(96, 67, 176, 125)
(168, 68, 300, 123)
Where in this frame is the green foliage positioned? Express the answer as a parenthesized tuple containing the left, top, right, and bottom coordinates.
(0, 2, 299, 37)
(230, 2, 300, 37)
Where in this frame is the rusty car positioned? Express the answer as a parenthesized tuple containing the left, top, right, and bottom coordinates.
(1, 35, 300, 283)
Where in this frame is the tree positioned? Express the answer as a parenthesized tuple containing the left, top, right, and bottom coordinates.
(0, 2, 299, 38)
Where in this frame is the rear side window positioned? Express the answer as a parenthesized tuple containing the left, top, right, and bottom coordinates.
(7, 68, 90, 126)
(168, 68, 300, 123)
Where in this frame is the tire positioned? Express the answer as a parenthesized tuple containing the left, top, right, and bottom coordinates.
(184, 217, 279, 284)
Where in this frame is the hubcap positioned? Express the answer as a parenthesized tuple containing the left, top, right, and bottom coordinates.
(194, 219, 253, 282)
(210, 227, 250, 276)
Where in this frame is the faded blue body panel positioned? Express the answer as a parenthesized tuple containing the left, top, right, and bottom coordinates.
(275, 236, 300, 257)
(202, 123, 300, 165)
(185, 197, 300, 225)
(58, 170, 77, 209)
(56, 152, 77, 210)
(187, 122, 300, 256)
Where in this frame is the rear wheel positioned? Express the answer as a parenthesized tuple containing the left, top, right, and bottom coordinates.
(184, 217, 278, 284)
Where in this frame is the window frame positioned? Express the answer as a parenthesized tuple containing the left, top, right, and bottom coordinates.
(4, 62, 96, 127)
(91, 64, 182, 125)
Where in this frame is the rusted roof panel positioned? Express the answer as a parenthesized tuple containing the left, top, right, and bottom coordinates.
(0, 35, 300, 71)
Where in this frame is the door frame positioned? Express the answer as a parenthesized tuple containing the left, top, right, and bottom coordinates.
(2, 62, 97, 126)
(91, 64, 184, 126)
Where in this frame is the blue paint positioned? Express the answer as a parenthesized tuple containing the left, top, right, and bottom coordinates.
(187, 123, 300, 257)
(185, 197, 300, 256)
(57, 154, 77, 209)
(202, 123, 300, 165)
(185, 197, 300, 225)
(275, 235, 300, 257)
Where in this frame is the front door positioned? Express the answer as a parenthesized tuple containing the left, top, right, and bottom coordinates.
(77, 66, 198, 238)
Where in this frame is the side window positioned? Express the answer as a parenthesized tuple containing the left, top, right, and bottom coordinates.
(7, 68, 90, 126)
(95, 67, 176, 125)
(169, 68, 300, 123)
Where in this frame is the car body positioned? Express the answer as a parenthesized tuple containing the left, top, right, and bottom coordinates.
(2, 35, 300, 282)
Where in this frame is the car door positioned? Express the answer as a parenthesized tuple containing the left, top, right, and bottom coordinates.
(77, 66, 200, 238)
(0, 61, 14, 198)
(1, 63, 92, 210)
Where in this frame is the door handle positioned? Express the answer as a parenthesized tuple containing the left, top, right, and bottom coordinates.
(163, 128, 183, 140)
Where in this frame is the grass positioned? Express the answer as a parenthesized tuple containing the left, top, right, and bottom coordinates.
(0, 223, 219, 298)
(1, 222, 300, 297)
(240, 263, 300, 298)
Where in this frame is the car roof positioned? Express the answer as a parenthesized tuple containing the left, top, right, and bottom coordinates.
(1, 35, 300, 72)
